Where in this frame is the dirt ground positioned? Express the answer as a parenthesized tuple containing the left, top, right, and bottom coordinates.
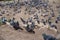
(0, 0, 60, 40)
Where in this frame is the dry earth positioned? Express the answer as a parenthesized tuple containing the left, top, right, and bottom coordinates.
(0, 0, 60, 40)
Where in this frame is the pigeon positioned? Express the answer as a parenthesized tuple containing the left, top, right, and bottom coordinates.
(25, 22, 35, 33)
(42, 33, 57, 40)
(20, 17, 27, 24)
